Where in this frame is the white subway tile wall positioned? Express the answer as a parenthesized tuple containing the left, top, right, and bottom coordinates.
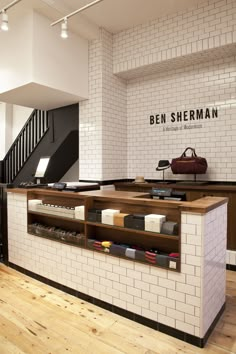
(79, 37, 103, 180)
(113, 0, 236, 74)
(126, 56, 236, 180)
(79, 30, 127, 181)
(7, 192, 227, 338)
(227, 249, 236, 265)
(201, 204, 227, 336)
(79, 0, 236, 182)
(101, 30, 127, 180)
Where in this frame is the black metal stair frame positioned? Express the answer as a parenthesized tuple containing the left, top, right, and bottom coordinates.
(3, 110, 48, 184)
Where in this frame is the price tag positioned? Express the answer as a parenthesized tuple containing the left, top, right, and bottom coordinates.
(169, 261, 177, 269)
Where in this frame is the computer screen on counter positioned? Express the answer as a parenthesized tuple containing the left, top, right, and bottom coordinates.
(35, 157, 50, 178)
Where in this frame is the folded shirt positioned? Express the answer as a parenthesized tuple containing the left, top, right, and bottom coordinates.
(125, 248, 136, 259)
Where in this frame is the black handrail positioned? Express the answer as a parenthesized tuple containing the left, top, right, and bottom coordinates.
(2, 109, 48, 183)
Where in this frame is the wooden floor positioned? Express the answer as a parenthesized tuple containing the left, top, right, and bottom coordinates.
(0, 265, 235, 354)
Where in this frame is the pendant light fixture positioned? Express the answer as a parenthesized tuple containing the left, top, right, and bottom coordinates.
(1, 10, 9, 31)
(51, 0, 104, 39)
(61, 18, 68, 39)
(0, 0, 22, 32)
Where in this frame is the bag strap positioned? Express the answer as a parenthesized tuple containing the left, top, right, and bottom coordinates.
(181, 147, 197, 157)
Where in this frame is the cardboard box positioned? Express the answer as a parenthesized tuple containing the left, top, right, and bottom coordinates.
(114, 213, 129, 227)
(124, 214, 146, 230)
(145, 214, 166, 233)
(28, 199, 42, 211)
(101, 209, 120, 225)
(87, 209, 102, 222)
(75, 205, 85, 220)
(161, 221, 178, 235)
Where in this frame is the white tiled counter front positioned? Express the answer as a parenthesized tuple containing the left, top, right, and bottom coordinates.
(7, 191, 227, 346)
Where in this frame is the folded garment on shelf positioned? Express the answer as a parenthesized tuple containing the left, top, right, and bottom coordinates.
(93, 241, 103, 251)
(156, 254, 169, 267)
(169, 252, 179, 258)
(135, 250, 146, 262)
(125, 248, 136, 259)
(145, 251, 157, 264)
(110, 244, 127, 256)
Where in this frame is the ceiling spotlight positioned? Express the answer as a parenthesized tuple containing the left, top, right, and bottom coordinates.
(61, 18, 68, 39)
(1, 10, 9, 31)
(51, 0, 104, 39)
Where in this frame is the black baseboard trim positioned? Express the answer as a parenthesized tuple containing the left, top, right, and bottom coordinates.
(8, 262, 225, 348)
(202, 302, 225, 347)
(226, 264, 236, 271)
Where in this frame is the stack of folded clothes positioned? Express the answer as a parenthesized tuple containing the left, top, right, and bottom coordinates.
(87, 238, 179, 268)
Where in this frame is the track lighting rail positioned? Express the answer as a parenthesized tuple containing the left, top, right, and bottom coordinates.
(0, 0, 22, 14)
(50, 0, 104, 27)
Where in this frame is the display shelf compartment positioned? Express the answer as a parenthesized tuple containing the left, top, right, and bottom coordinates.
(26, 190, 181, 272)
(86, 224, 179, 256)
(28, 211, 85, 223)
(86, 221, 179, 240)
(28, 224, 86, 247)
(86, 238, 180, 271)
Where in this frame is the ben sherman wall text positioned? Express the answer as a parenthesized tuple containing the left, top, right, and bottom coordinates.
(150, 108, 218, 125)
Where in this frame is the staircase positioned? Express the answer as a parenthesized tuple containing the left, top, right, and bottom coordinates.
(0, 104, 79, 186)
(2, 110, 49, 184)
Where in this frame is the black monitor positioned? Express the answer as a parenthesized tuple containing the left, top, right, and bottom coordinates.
(150, 188, 186, 201)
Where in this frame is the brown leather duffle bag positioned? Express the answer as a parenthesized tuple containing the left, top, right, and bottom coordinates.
(171, 147, 208, 174)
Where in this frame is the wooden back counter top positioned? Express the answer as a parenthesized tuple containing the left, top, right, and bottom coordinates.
(7, 187, 227, 214)
(115, 181, 236, 250)
(114, 181, 236, 191)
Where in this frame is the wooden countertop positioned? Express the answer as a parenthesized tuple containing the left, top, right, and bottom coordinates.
(7, 188, 86, 198)
(7, 188, 227, 214)
(179, 196, 227, 213)
(78, 190, 147, 198)
(114, 181, 236, 192)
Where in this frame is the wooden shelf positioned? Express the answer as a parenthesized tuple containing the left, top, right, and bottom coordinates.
(28, 231, 86, 248)
(28, 210, 85, 224)
(85, 242, 180, 272)
(27, 190, 181, 272)
(86, 221, 179, 240)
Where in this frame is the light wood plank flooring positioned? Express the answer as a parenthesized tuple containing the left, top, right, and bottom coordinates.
(0, 264, 235, 354)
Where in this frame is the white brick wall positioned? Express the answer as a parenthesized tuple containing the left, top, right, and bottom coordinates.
(79, 29, 127, 181)
(79, 0, 236, 182)
(126, 56, 236, 181)
(202, 204, 227, 336)
(113, 0, 236, 75)
(79, 37, 103, 180)
(101, 30, 127, 180)
(227, 249, 236, 265)
(7, 192, 227, 339)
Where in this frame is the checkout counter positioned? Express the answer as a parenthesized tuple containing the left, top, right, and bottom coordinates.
(6, 188, 227, 348)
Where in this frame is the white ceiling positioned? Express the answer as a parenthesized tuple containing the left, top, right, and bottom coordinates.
(0, 83, 84, 110)
(0, 0, 206, 109)
(0, 0, 204, 39)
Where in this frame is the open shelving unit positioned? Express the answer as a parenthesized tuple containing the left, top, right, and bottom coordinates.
(27, 190, 181, 271)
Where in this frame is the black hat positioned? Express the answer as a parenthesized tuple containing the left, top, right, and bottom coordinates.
(156, 160, 170, 171)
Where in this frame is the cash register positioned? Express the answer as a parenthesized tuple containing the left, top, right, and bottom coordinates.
(150, 188, 186, 201)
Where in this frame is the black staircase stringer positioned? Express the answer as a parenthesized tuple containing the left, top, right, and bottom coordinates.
(11, 104, 79, 186)
(2, 109, 49, 184)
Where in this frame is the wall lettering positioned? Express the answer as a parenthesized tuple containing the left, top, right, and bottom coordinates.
(150, 108, 218, 126)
